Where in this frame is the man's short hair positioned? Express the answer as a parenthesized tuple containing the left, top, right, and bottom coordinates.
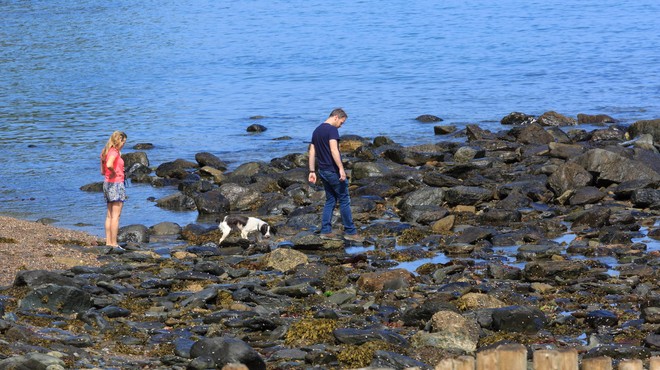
(329, 108, 347, 119)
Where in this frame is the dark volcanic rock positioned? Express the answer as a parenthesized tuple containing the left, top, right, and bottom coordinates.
(537, 111, 577, 126)
(195, 151, 228, 171)
(577, 113, 617, 124)
(192, 188, 230, 214)
(20, 284, 92, 314)
(491, 306, 547, 333)
(190, 336, 266, 370)
(628, 118, 660, 142)
(415, 114, 443, 122)
(501, 112, 537, 126)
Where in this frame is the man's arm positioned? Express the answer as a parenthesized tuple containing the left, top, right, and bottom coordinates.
(308, 143, 317, 184)
(329, 139, 346, 181)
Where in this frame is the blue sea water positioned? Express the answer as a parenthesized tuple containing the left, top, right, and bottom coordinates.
(1, 0, 659, 235)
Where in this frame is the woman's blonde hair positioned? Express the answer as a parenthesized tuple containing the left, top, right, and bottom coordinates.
(101, 131, 127, 159)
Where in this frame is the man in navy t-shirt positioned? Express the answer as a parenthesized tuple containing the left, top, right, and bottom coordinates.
(307, 108, 363, 242)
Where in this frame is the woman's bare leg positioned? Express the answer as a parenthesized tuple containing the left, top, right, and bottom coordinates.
(105, 203, 113, 245)
(107, 201, 123, 246)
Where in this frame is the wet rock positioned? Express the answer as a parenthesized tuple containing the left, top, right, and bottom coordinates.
(246, 123, 267, 132)
(590, 126, 625, 141)
(422, 171, 461, 187)
(122, 151, 150, 169)
(416, 114, 442, 122)
(19, 284, 92, 314)
(263, 248, 308, 272)
(351, 161, 391, 180)
(547, 162, 593, 196)
(156, 192, 196, 211)
(628, 118, 660, 142)
(409, 310, 480, 353)
(511, 123, 554, 144)
(456, 292, 506, 310)
(118, 224, 150, 243)
(522, 260, 589, 282)
(398, 187, 445, 214)
(195, 151, 228, 171)
(0, 352, 66, 369)
(434, 125, 457, 135)
(14, 270, 82, 288)
(269, 283, 316, 298)
(537, 111, 577, 126)
(577, 113, 616, 124)
(149, 221, 182, 236)
(491, 306, 547, 333)
(477, 209, 521, 225)
(334, 328, 408, 347)
(401, 297, 457, 328)
(466, 124, 496, 141)
(453, 146, 484, 163)
(573, 148, 660, 183)
(571, 206, 611, 231)
(631, 188, 660, 209)
(585, 309, 618, 328)
(371, 350, 429, 369)
(548, 142, 586, 159)
(356, 269, 415, 292)
(80, 181, 104, 192)
(569, 186, 605, 205)
(454, 226, 495, 244)
(156, 159, 197, 179)
(193, 188, 230, 215)
(501, 112, 537, 126)
(219, 183, 263, 211)
(189, 336, 266, 370)
(583, 344, 651, 361)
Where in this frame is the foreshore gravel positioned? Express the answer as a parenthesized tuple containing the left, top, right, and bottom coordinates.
(0, 216, 102, 286)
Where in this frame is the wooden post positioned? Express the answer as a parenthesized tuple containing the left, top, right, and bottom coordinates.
(494, 344, 527, 370)
(650, 357, 660, 370)
(476, 348, 497, 370)
(534, 349, 559, 370)
(533, 348, 578, 370)
(475, 344, 527, 370)
(617, 359, 642, 370)
(582, 357, 613, 370)
(435, 356, 475, 370)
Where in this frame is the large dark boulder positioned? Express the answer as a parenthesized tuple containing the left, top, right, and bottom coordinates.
(14, 270, 82, 288)
(577, 113, 617, 124)
(501, 112, 537, 126)
(118, 224, 150, 243)
(122, 151, 149, 169)
(193, 189, 230, 214)
(547, 162, 593, 196)
(189, 337, 266, 370)
(19, 284, 92, 314)
(444, 186, 493, 206)
(218, 183, 262, 211)
(195, 152, 227, 171)
(155, 159, 197, 179)
(415, 114, 442, 122)
(628, 118, 660, 142)
(510, 123, 554, 144)
(537, 111, 576, 126)
(572, 148, 660, 184)
(491, 306, 547, 333)
(155, 192, 196, 211)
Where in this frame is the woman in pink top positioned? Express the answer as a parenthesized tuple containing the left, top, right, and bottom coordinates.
(100, 131, 127, 249)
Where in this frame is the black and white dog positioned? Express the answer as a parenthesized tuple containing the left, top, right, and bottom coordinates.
(218, 215, 273, 245)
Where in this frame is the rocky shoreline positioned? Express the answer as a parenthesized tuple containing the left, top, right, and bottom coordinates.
(2, 114, 660, 369)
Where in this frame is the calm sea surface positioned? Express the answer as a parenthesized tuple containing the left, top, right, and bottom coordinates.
(1, 0, 659, 235)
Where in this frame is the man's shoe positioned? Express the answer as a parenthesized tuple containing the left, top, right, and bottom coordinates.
(343, 233, 364, 242)
(320, 232, 342, 241)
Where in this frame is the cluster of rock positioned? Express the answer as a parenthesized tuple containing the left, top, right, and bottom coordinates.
(2, 115, 660, 369)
